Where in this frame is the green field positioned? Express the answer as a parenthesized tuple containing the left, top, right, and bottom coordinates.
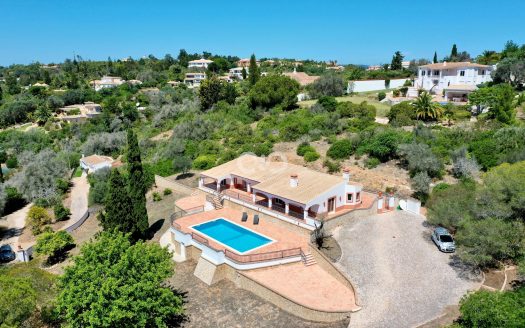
(299, 94, 391, 117)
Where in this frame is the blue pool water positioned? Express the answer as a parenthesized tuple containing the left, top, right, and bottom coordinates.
(192, 218, 272, 253)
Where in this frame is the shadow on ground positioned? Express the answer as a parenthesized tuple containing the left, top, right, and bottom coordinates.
(0, 226, 24, 241)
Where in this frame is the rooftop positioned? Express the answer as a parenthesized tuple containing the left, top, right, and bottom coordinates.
(419, 62, 491, 70)
(201, 154, 346, 205)
(80, 154, 114, 166)
(444, 84, 478, 91)
(282, 71, 320, 86)
(189, 58, 214, 64)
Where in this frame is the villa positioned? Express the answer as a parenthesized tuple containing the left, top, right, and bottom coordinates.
(90, 76, 124, 91)
(229, 67, 246, 79)
(188, 58, 214, 69)
(80, 154, 120, 173)
(415, 62, 493, 97)
(184, 72, 206, 87)
(57, 102, 102, 123)
(283, 70, 320, 86)
(198, 154, 364, 228)
(237, 58, 260, 67)
(167, 154, 378, 321)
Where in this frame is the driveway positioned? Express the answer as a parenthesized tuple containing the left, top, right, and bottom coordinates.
(69, 173, 89, 224)
(334, 210, 480, 328)
(0, 203, 31, 248)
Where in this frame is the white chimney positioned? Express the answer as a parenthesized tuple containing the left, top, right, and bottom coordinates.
(443, 61, 447, 67)
(343, 168, 350, 183)
(290, 173, 298, 188)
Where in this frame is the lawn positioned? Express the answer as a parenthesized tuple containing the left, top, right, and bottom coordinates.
(299, 93, 391, 117)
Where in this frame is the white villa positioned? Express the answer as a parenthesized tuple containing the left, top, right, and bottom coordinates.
(229, 67, 246, 80)
(184, 72, 207, 87)
(188, 58, 214, 69)
(199, 155, 363, 228)
(57, 102, 102, 123)
(90, 76, 124, 91)
(415, 62, 493, 100)
(80, 154, 119, 173)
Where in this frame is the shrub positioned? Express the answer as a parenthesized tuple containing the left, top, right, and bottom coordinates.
(327, 139, 354, 159)
(411, 171, 431, 197)
(365, 130, 406, 162)
(297, 143, 316, 156)
(399, 86, 408, 97)
(163, 188, 172, 196)
(393, 89, 401, 97)
(27, 205, 52, 235)
(365, 157, 380, 169)
(53, 203, 71, 221)
(397, 143, 443, 178)
(388, 101, 416, 126)
(248, 75, 300, 110)
(35, 230, 74, 264)
(152, 192, 162, 202)
(309, 74, 345, 98)
(323, 159, 341, 173)
(55, 178, 71, 195)
(377, 92, 386, 101)
(192, 155, 217, 170)
(5, 156, 18, 169)
(317, 96, 338, 112)
(34, 198, 50, 207)
(172, 156, 192, 174)
(304, 151, 320, 162)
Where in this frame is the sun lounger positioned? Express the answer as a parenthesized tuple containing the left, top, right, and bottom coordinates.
(253, 214, 259, 225)
(241, 212, 248, 222)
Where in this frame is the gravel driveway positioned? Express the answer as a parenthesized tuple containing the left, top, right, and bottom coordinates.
(334, 210, 480, 328)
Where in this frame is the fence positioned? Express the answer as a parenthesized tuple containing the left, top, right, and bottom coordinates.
(170, 205, 204, 224)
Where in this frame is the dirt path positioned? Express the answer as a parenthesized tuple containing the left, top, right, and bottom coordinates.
(69, 173, 90, 224)
(0, 203, 32, 248)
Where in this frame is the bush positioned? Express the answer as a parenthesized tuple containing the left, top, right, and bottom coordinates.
(248, 75, 300, 110)
(397, 143, 443, 178)
(393, 89, 400, 97)
(163, 188, 172, 196)
(388, 101, 416, 126)
(297, 143, 316, 156)
(152, 192, 162, 202)
(377, 92, 386, 101)
(365, 157, 380, 169)
(309, 74, 345, 98)
(34, 198, 50, 207)
(365, 130, 406, 162)
(55, 178, 71, 194)
(304, 151, 320, 162)
(53, 203, 71, 222)
(327, 139, 354, 159)
(27, 205, 52, 235)
(5, 156, 18, 169)
(192, 155, 217, 170)
(34, 230, 74, 264)
(323, 159, 341, 173)
(317, 96, 338, 112)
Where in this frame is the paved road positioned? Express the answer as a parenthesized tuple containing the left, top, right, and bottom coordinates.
(0, 203, 31, 248)
(334, 211, 480, 328)
(69, 173, 89, 224)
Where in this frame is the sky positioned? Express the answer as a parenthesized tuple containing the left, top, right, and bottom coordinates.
(1, 0, 524, 66)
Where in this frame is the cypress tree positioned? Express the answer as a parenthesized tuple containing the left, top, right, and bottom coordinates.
(433, 51, 438, 63)
(451, 44, 458, 58)
(102, 169, 132, 232)
(248, 54, 260, 85)
(241, 67, 247, 80)
(126, 129, 149, 240)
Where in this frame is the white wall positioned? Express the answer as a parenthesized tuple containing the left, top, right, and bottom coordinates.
(347, 78, 409, 93)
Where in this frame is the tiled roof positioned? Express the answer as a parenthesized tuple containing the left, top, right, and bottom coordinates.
(419, 62, 491, 70)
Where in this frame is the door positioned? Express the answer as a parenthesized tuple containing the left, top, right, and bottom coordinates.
(327, 197, 336, 213)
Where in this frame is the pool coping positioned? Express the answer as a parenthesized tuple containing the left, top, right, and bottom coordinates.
(189, 217, 277, 255)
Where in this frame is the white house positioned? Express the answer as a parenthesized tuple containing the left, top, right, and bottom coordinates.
(188, 58, 214, 69)
(184, 73, 207, 87)
(80, 154, 117, 173)
(57, 102, 103, 123)
(229, 67, 246, 80)
(90, 76, 124, 91)
(415, 62, 493, 95)
(198, 154, 363, 227)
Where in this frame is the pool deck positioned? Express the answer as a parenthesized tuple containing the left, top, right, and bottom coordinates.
(175, 194, 206, 211)
(174, 207, 309, 255)
(242, 262, 359, 313)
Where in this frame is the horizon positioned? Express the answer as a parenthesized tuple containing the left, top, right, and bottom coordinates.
(1, 0, 525, 66)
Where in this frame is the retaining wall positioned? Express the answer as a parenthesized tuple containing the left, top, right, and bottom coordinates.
(154, 175, 195, 196)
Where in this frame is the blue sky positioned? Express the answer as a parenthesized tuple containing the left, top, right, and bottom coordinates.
(1, 0, 524, 66)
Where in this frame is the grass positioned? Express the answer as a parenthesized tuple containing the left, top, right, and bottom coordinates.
(299, 93, 391, 117)
(73, 166, 83, 177)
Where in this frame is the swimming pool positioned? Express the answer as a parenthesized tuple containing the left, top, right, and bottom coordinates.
(191, 218, 273, 253)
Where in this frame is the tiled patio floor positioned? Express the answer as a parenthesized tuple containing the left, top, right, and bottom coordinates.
(242, 262, 359, 313)
(175, 194, 206, 211)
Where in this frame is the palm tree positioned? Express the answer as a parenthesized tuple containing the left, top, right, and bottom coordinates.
(413, 91, 443, 121)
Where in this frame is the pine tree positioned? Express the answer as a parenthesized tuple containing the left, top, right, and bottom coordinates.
(248, 54, 260, 85)
(451, 44, 458, 58)
(102, 169, 132, 232)
(433, 51, 438, 63)
(390, 51, 404, 70)
(126, 129, 149, 240)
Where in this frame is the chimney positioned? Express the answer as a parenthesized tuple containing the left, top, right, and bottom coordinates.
(290, 173, 298, 188)
(443, 61, 447, 67)
(343, 168, 350, 182)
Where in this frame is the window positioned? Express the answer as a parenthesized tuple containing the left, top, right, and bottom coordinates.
(433, 70, 440, 76)
(421, 71, 426, 76)
(347, 193, 353, 202)
(481, 70, 485, 75)
(274, 198, 285, 206)
(459, 70, 465, 76)
(356, 192, 361, 202)
(427, 70, 431, 76)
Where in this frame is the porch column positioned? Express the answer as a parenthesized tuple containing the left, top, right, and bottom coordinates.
(268, 196, 272, 208)
(285, 203, 289, 214)
(303, 208, 308, 220)
(198, 177, 203, 187)
(216, 180, 220, 192)
(247, 183, 251, 193)
(252, 193, 256, 203)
